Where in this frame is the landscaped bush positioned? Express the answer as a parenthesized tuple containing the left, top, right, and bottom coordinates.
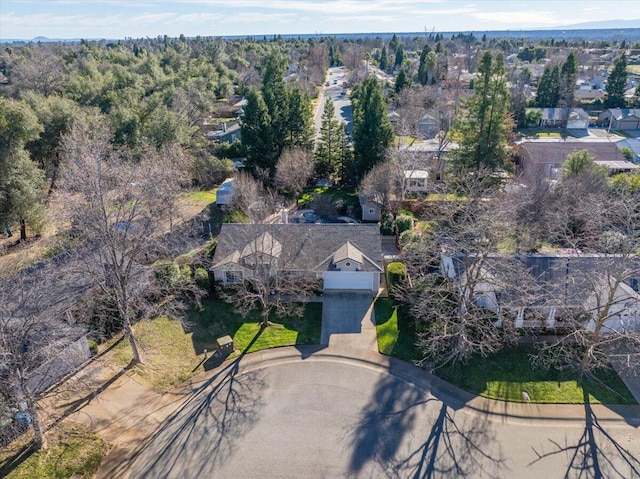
(395, 214, 414, 234)
(87, 340, 98, 356)
(154, 260, 191, 288)
(398, 230, 419, 247)
(380, 213, 395, 235)
(194, 267, 211, 293)
(223, 210, 250, 223)
(386, 262, 407, 289)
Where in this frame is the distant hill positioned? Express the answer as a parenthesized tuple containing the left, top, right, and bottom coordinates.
(548, 19, 640, 30)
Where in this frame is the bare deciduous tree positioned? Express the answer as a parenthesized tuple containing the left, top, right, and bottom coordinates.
(357, 160, 403, 216)
(0, 264, 89, 450)
(217, 225, 317, 328)
(230, 172, 280, 224)
(398, 187, 535, 368)
(535, 191, 640, 379)
(57, 122, 196, 363)
(274, 146, 314, 198)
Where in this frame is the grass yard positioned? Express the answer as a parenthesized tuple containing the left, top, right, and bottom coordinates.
(374, 298, 636, 404)
(375, 298, 422, 363)
(627, 64, 640, 75)
(0, 423, 110, 479)
(180, 188, 217, 206)
(516, 127, 571, 139)
(104, 300, 322, 392)
(298, 186, 360, 210)
(438, 345, 637, 405)
(187, 300, 322, 357)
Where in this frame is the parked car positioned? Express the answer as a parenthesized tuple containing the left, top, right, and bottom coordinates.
(291, 209, 317, 224)
(336, 216, 360, 224)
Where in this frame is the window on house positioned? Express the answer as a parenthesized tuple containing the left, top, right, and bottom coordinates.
(369, 208, 377, 215)
(225, 271, 243, 284)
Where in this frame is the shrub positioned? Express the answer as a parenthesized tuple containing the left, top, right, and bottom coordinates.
(399, 230, 419, 247)
(87, 340, 98, 356)
(154, 260, 190, 288)
(386, 262, 407, 289)
(395, 214, 414, 235)
(380, 213, 395, 235)
(206, 237, 219, 258)
(194, 267, 211, 292)
(223, 210, 250, 223)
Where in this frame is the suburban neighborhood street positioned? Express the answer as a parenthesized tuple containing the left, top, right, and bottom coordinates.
(124, 347, 640, 479)
(314, 66, 353, 138)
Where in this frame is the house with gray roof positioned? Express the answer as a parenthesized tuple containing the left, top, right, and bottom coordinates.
(211, 224, 383, 293)
(442, 253, 640, 334)
(525, 108, 589, 130)
(598, 109, 640, 131)
(516, 140, 639, 182)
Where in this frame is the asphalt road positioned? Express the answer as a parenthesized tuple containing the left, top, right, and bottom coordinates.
(314, 66, 353, 139)
(129, 357, 640, 479)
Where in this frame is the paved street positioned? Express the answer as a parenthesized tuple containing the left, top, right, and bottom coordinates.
(126, 350, 640, 479)
(314, 66, 353, 139)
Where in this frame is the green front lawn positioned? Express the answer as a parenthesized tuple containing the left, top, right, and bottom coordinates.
(374, 298, 636, 404)
(105, 300, 322, 392)
(375, 298, 422, 363)
(187, 299, 322, 357)
(438, 345, 637, 405)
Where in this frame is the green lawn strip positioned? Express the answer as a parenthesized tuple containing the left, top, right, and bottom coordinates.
(0, 423, 110, 479)
(373, 298, 636, 405)
(180, 187, 217, 206)
(437, 345, 637, 405)
(297, 186, 359, 210)
(189, 300, 322, 357)
(374, 298, 422, 363)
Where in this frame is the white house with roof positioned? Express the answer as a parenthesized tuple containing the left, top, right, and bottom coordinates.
(212, 224, 383, 293)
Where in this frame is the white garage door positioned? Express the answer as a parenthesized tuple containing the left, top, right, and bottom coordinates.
(323, 271, 376, 291)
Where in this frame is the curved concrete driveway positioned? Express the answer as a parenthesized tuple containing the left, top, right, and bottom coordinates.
(123, 347, 640, 479)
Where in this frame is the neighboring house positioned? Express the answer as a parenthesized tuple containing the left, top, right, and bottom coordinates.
(358, 195, 382, 222)
(212, 224, 383, 293)
(525, 108, 589, 130)
(215, 178, 234, 209)
(516, 140, 639, 182)
(418, 114, 438, 139)
(206, 121, 242, 144)
(442, 253, 640, 334)
(597, 109, 640, 131)
(404, 169, 430, 193)
(616, 139, 640, 163)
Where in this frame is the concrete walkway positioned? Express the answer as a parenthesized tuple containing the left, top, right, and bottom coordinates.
(320, 292, 378, 351)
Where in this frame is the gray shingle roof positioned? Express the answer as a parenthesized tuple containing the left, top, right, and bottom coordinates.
(455, 254, 640, 308)
(519, 141, 632, 167)
(212, 224, 383, 272)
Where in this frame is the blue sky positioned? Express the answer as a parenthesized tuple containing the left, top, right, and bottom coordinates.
(1, 0, 639, 40)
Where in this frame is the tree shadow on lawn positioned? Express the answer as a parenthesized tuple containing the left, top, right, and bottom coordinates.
(530, 388, 640, 479)
(436, 345, 638, 408)
(186, 299, 322, 359)
(105, 329, 267, 479)
(346, 360, 505, 478)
